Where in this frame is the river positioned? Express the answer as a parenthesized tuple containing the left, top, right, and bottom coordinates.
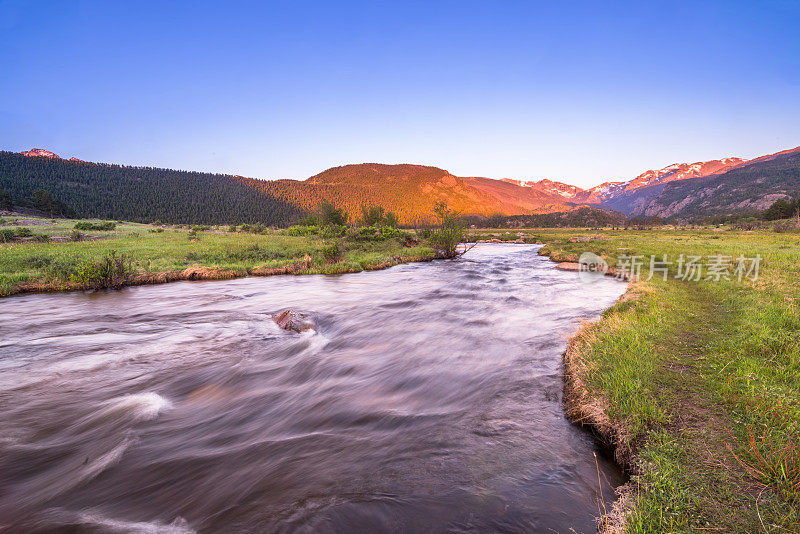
(0, 244, 626, 533)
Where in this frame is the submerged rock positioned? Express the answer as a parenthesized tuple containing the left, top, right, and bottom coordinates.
(273, 309, 316, 333)
(555, 262, 582, 271)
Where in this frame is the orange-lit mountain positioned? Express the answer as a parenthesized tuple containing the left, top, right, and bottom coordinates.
(497, 157, 749, 215)
(20, 148, 61, 159)
(14, 145, 799, 222)
(254, 164, 575, 223)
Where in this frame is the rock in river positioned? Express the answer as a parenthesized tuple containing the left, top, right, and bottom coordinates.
(273, 309, 316, 333)
(555, 262, 582, 272)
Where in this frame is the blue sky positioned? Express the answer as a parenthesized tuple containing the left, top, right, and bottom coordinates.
(1, 0, 799, 187)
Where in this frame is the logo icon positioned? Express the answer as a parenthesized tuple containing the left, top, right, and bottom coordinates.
(578, 252, 608, 284)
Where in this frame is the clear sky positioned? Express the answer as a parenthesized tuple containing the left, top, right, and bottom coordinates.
(1, 0, 799, 188)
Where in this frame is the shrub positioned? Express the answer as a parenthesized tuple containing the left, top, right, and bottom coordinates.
(228, 225, 237, 232)
(33, 234, 50, 242)
(22, 254, 52, 269)
(287, 225, 319, 236)
(69, 251, 132, 289)
(320, 225, 347, 238)
(298, 214, 318, 227)
(148, 227, 164, 233)
(238, 223, 266, 234)
(74, 221, 116, 231)
(0, 228, 15, 242)
(428, 202, 466, 258)
(773, 220, 799, 233)
(0, 227, 34, 242)
(359, 204, 400, 227)
(69, 230, 84, 241)
(322, 242, 343, 263)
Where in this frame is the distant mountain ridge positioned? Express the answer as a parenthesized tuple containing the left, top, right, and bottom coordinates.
(11, 144, 800, 222)
(632, 147, 800, 218)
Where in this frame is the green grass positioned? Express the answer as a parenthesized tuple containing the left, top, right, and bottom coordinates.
(483, 227, 800, 532)
(0, 215, 433, 296)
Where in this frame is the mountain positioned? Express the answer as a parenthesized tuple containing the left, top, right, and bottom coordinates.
(20, 148, 60, 159)
(5, 144, 798, 224)
(500, 178, 584, 199)
(632, 147, 800, 219)
(493, 158, 748, 216)
(560, 158, 746, 215)
(0, 151, 302, 225)
(256, 164, 575, 224)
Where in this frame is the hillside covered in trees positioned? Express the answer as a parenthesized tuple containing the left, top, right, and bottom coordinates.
(255, 163, 574, 224)
(0, 151, 302, 225)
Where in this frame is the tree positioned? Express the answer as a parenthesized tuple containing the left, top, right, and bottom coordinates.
(359, 204, 385, 226)
(0, 189, 12, 211)
(31, 189, 55, 216)
(427, 201, 473, 258)
(384, 211, 399, 228)
(764, 197, 793, 220)
(318, 202, 347, 227)
(358, 204, 399, 227)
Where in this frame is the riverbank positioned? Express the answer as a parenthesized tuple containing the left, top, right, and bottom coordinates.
(508, 228, 800, 533)
(0, 215, 434, 297)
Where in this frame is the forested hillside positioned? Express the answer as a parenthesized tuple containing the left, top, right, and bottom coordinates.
(0, 152, 302, 225)
(256, 163, 573, 224)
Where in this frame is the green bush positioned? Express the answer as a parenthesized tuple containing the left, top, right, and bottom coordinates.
(320, 225, 347, 238)
(347, 225, 410, 242)
(287, 225, 319, 236)
(322, 242, 343, 263)
(74, 221, 116, 231)
(148, 227, 164, 233)
(358, 205, 400, 227)
(0, 227, 33, 242)
(298, 214, 318, 227)
(238, 223, 267, 234)
(69, 229, 84, 241)
(428, 202, 465, 258)
(69, 251, 132, 289)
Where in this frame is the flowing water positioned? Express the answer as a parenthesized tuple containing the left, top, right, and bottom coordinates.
(0, 244, 627, 533)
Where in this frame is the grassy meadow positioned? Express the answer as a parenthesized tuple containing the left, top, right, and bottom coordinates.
(0, 214, 433, 297)
(469, 227, 800, 533)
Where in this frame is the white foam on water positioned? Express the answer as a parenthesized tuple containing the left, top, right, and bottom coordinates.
(70, 510, 195, 533)
(76, 438, 135, 487)
(100, 392, 173, 422)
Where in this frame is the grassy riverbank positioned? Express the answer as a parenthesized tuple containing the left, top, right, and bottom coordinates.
(469, 228, 800, 533)
(0, 215, 433, 297)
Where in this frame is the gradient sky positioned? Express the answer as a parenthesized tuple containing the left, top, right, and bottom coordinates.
(1, 0, 799, 188)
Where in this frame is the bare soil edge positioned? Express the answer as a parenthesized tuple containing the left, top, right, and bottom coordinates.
(4, 252, 433, 298)
(562, 310, 638, 533)
(539, 245, 639, 533)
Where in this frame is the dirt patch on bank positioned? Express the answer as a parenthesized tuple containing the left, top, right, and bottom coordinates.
(562, 290, 642, 533)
